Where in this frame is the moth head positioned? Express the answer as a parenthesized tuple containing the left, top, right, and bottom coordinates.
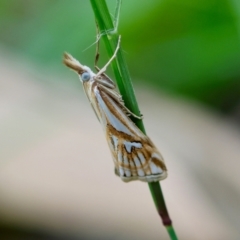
(63, 52, 95, 82)
(80, 71, 91, 82)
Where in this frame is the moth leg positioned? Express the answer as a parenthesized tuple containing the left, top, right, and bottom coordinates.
(96, 0, 121, 39)
(94, 29, 117, 72)
(98, 84, 143, 120)
(94, 24, 115, 71)
(94, 35, 116, 90)
(121, 105, 143, 120)
(94, 23, 101, 72)
(102, 0, 121, 36)
(94, 0, 121, 70)
(94, 26, 116, 85)
(112, 0, 121, 34)
(96, 36, 121, 77)
(95, 52, 115, 88)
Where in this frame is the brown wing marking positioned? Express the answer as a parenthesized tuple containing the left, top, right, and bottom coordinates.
(106, 124, 167, 182)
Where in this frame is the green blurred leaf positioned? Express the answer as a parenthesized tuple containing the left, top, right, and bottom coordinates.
(0, 0, 239, 111)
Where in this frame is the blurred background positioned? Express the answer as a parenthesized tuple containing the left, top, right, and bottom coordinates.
(0, 0, 240, 239)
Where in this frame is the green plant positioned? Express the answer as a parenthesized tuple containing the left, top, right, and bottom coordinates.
(90, 0, 178, 239)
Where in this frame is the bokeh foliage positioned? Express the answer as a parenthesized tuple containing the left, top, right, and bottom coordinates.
(0, 0, 240, 112)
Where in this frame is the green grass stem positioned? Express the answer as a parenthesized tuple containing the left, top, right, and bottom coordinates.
(89, 1, 178, 239)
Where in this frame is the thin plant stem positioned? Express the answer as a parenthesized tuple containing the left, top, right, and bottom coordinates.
(89, 1, 178, 239)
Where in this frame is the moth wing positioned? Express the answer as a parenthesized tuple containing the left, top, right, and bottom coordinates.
(108, 127, 167, 182)
(112, 137, 167, 182)
(93, 84, 167, 182)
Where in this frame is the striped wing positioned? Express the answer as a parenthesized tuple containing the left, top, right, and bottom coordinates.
(90, 81, 167, 182)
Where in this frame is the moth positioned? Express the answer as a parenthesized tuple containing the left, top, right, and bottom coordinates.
(63, 38, 167, 182)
